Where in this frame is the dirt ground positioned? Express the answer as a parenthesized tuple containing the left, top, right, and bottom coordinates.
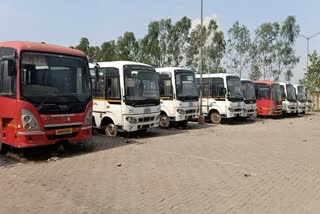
(0, 113, 320, 214)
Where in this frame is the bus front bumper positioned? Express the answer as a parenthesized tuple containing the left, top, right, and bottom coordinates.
(16, 126, 92, 148)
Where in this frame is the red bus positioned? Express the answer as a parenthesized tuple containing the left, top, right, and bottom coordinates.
(253, 80, 282, 116)
(0, 41, 92, 152)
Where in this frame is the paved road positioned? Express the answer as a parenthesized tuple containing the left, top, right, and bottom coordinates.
(1, 114, 320, 214)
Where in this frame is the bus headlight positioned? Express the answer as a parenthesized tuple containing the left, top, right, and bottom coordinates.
(126, 117, 137, 124)
(228, 108, 234, 112)
(177, 109, 186, 114)
(21, 109, 40, 130)
(83, 107, 92, 126)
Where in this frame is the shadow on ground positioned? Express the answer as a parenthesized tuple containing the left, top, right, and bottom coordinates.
(0, 121, 213, 163)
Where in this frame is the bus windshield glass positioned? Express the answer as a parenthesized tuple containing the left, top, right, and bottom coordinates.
(20, 52, 91, 114)
(124, 65, 160, 107)
(297, 86, 306, 102)
(241, 82, 256, 102)
(286, 84, 296, 101)
(227, 76, 243, 101)
(271, 84, 281, 104)
(175, 70, 198, 102)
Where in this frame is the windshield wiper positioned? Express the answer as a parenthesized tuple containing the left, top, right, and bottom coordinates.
(37, 89, 58, 111)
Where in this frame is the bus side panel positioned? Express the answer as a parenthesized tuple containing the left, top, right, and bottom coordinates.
(0, 97, 18, 147)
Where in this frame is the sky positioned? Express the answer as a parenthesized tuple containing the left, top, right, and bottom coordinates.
(1, 0, 320, 83)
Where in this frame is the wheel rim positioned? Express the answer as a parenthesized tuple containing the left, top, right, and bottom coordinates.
(211, 113, 221, 124)
(105, 124, 117, 136)
(160, 116, 170, 128)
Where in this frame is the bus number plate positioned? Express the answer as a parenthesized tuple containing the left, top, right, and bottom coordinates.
(189, 102, 193, 107)
(144, 108, 151, 114)
(56, 128, 72, 135)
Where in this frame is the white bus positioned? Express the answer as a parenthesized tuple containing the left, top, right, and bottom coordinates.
(90, 61, 160, 136)
(156, 67, 199, 128)
(293, 84, 307, 114)
(279, 82, 298, 115)
(305, 89, 313, 112)
(241, 79, 257, 119)
(196, 73, 244, 124)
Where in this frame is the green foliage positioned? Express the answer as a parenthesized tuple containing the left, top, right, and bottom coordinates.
(117, 32, 139, 61)
(226, 21, 251, 77)
(186, 18, 226, 73)
(301, 51, 320, 93)
(252, 16, 300, 81)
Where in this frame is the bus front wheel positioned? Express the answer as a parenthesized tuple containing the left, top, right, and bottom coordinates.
(159, 115, 170, 128)
(105, 123, 118, 137)
(209, 111, 222, 124)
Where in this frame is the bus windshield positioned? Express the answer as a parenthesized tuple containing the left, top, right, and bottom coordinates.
(306, 90, 312, 102)
(227, 76, 243, 101)
(297, 86, 306, 102)
(286, 84, 296, 101)
(124, 66, 160, 107)
(241, 81, 256, 102)
(271, 84, 281, 104)
(20, 52, 91, 114)
(175, 70, 198, 102)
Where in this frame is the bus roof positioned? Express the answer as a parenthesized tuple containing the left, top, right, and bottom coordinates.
(195, 73, 240, 78)
(241, 79, 253, 83)
(156, 67, 195, 72)
(0, 41, 87, 58)
(252, 80, 279, 85)
(90, 61, 154, 69)
(279, 82, 293, 86)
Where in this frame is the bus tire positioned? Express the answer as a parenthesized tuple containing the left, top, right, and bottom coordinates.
(209, 111, 222, 124)
(0, 141, 2, 154)
(104, 123, 117, 137)
(159, 115, 170, 128)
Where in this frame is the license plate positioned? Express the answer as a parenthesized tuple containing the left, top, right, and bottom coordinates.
(189, 102, 193, 107)
(144, 108, 151, 114)
(56, 128, 72, 135)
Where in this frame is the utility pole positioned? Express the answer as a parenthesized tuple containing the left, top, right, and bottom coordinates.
(300, 32, 320, 73)
(198, 0, 205, 124)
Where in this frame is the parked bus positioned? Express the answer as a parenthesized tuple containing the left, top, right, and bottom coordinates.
(196, 74, 244, 124)
(241, 79, 257, 119)
(90, 61, 160, 136)
(305, 89, 313, 112)
(0, 41, 92, 152)
(156, 67, 199, 128)
(253, 81, 282, 116)
(279, 82, 298, 115)
(294, 84, 307, 114)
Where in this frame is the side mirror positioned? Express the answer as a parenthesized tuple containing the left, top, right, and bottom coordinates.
(223, 88, 227, 95)
(94, 64, 100, 80)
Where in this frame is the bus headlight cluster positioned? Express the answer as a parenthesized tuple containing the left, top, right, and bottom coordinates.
(176, 109, 186, 114)
(126, 117, 137, 124)
(21, 109, 39, 130)
(228, 108, 234, 112)
(83, 107, 92, 126)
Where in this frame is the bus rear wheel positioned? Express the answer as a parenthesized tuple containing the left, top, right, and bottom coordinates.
(159, 115, 170, 128)
(105, 123, 117, 137)
(209, 111, 221, 124)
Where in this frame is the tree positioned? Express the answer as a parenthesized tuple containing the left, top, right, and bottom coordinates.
(253, 16, 300, 81)
(168, 16, 192, 66)
(226, 21, 251, 78)
(76, 37, 90, 54)
(117, 32, 139, 61)
(186, 18, 226, 73)
(301, 51, 320, 93)
(97, 41, 118, 62)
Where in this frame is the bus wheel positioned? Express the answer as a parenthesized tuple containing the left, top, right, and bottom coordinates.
(105, 123, 117, 137)
(159, 115, 170, 128)
(0, 141, 2, 154)
(209, 111, 221, 124)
